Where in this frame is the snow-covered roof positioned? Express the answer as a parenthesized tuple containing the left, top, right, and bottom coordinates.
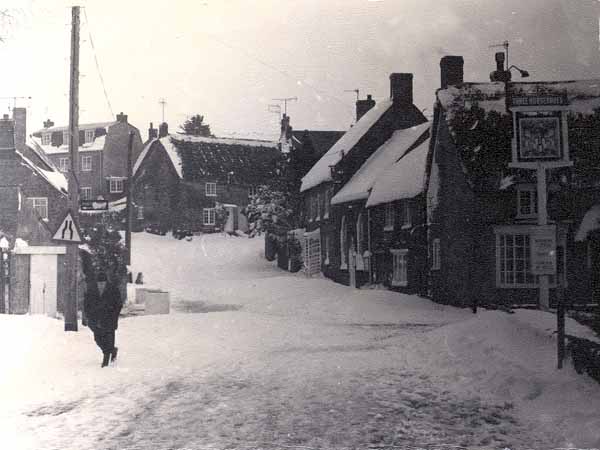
(133, 138, 157, 177)
(300, 99, 393, 192)
(171, 133, 278, 148)
(16, 150, 68, 194)
(575, 204, 600, 242)
(437, 79, 600, 121)
(366, 136, 430, 208)
(30, 134, 106, 155)
(33, 121, 116, 134)
(331, 122, 430, 205)
(161, 135, 184, 178)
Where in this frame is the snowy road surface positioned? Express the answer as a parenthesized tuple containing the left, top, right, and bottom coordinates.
(2, 232, 600, 450)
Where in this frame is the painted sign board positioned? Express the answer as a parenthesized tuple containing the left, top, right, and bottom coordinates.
(80, 199, 109, 211)
(531, 225, 556, 276)
(52, 210, 83, 243)
(517, 114, 563, 161)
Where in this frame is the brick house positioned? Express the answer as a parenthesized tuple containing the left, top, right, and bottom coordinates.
(132, 123, 280, 233)
(300, 73, 427, 286)
(426, 55, 600, 308)
(331, 121, 431, 293)
(0, 108, 71, 315)
(30, 112, 144, 204)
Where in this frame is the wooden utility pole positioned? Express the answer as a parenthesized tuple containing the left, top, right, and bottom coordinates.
(65, 5, 80, 332)
(125, 132, 133, 265)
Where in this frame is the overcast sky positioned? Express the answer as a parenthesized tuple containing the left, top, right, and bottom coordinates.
(1, 0, 599, 141)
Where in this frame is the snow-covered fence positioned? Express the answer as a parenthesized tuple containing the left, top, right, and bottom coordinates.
(567, 335, 600, 384)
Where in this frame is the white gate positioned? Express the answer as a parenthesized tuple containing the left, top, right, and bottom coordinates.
(303, 229, 321, 277)
(30, 254, 58, 316)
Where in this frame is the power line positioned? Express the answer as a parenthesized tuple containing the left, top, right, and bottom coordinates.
(82, 8, 114, 118)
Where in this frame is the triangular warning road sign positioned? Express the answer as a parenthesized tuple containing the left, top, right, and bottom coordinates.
(52, 210, 83, 243)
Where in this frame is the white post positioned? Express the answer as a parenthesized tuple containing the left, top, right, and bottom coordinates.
(537, 163, 550, 309)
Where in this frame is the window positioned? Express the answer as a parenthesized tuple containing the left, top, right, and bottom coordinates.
(401, 201, 412, 228)
(495, 227, 556, 288)
(29, 197, 48, 220)
(109, 178, 124, 193)
(323, 234, 330, 265)
(356, 212, 367, 270)
(431, 238, 441, 271)
(324, 188, 331, 219)
(137, 206, 144, 220)
(58, 157, 69, 172)
(384, 204, 394, 230)
(340, 216, 347, 269)
(248, 186, 258, 198)
(203, 208, 216, 225)
(81, 155, 92, 171)
(41, 133, 51, 145)
(84, 129, 94, 143)
(205, 182, 217, 197)
(63, 130, 70, 145)
(391, 249, 408, 287)
(315, 193, 321, 220)
(517, 186, 538, 218)
(308, 195, 315, 222)
(80, 187, 92, 200)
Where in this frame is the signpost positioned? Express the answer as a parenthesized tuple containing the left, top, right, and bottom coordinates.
(80, 199, 109, 211)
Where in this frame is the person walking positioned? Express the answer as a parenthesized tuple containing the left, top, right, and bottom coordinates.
(84, 271, 123, 367)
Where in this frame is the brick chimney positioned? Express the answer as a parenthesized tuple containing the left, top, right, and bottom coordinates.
(440, 56, 464, 89)
(43, 119, 54, 128)
(279, 114, 293, 154)
(158, 122, 168, 138)
(356, 94, 376, 121)
(116, 112, 128, 123)
(13, 107, 26, 152)
(148, 122, 158, 140)
(0, 115, 15, 152)
(390, 73, 413, 105)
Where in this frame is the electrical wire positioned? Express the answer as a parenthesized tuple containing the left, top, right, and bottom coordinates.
(82, 8, 114, 118)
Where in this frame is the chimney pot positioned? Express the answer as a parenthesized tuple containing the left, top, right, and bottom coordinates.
(43, 119, 54, 128)
(116, 112, 128, 123)
(148, 122, 158, 141)
(440, 55, 464, 89)
(13, 107, 26, 152)
(356, 94, 376, 121)
(158, 122, 168, 138)
(389, 73, 413, 105)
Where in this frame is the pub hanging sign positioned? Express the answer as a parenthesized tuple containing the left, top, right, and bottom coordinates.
(508, 89, 572, 169)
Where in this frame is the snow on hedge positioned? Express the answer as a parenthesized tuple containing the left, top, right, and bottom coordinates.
(300, 99, 392, 192)
(331, 122, 429, 205)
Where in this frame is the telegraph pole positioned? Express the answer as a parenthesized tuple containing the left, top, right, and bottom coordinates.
(65, 5, 80, 332)
(125, 132, 133, 265)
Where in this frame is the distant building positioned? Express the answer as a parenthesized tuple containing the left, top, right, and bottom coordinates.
(132, 123, 280, 233)
(30, 113, 144, 203)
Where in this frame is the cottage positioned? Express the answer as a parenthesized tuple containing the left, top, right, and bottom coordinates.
(300, 73, 427, 286)
(30, 113, 144, 204)
(133, 123, 280, 233)
(0, 109, 70, 315)
(427, 55, 600, 308)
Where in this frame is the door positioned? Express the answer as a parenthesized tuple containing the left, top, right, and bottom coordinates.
(29, 254, 58, 316)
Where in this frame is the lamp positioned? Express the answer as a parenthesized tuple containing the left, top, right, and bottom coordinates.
(508, 65, 529, 78)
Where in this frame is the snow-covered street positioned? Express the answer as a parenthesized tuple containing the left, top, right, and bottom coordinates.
(2, 232, 600, 450)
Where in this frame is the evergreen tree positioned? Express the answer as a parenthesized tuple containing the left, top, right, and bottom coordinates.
(179, 114, 212, 137)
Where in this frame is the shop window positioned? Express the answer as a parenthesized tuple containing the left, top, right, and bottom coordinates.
(391, 249, 408, 287)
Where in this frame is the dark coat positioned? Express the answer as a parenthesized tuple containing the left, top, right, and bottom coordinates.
(84, 282, 123, 331)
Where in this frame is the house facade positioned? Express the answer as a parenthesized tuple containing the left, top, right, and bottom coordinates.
(132, 123, 280, 233)
(426, 55, 600, 308)
(300, 73, 427, 287)
(30, 112, 144, 204)
(0, 109, 71, 316)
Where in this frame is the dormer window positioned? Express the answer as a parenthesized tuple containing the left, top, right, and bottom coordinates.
(63, 130, 70, 145)
(401, 201, 411, 229)
(41, 133, 51, 145)
(85, 129, 94, 143)
(517, 186, 537, 219)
